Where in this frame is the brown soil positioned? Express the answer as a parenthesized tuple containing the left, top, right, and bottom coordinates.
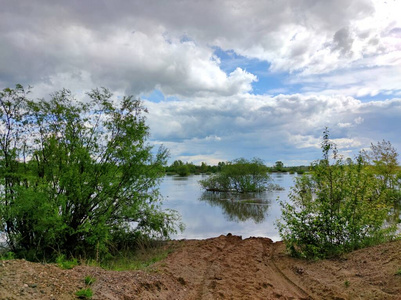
(1, 234, 401, 299)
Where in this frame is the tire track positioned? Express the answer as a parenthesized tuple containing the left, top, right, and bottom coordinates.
(196, 235, 313, 299)
(265, 240, 314, 300)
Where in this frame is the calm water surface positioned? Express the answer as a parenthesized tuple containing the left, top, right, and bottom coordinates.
(160, 173, 297, 241)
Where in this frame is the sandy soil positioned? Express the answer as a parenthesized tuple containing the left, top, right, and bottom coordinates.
(1, 234, 401, 299)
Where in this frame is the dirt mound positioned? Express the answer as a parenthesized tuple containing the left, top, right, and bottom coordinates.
(1, 235, 401, 299)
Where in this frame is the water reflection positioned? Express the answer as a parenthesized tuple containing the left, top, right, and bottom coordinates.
(171, 176, 190, 181)
(199, 192, 271, 223)
(160, 173, 297, 240)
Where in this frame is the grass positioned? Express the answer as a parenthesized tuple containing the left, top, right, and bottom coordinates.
(99, 245, 172, 271)
(52, 240, 174, 272)
(84, 275, 96, 285)
(83, 239, 175, 272)
(344, 280, 350, 287)
(395, 269, 401, 276)
(75, 288, 93, 299)
(56, 254, 78, 270)
(0, 251, 15, 260)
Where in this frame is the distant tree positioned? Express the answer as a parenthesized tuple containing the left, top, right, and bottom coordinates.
(217, 161, 226, 167)
(200, 162, 208, 173)
(172, 160, 184, 168)
(176, 164, 190, 176)
(0, 85, 181, 260)
(362, 140, 399, 189)
(274, 161, 284, 172)
(362, 140, 401, 205)
(186, 162, 197, 174)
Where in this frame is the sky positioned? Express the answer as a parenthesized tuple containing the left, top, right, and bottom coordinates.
(1, 0, 400, 166)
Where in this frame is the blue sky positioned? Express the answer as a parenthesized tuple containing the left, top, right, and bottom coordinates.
(0, 0, 400, 166)
(211, 48, 299, 96)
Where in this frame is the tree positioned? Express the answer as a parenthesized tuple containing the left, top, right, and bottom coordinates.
(362, 140, 400, 202)
(277, 129, 397, 258)
(199, 158, 271, 193)
(200, 162, 208, 173)
(171, 160, 184, 168)
(0, 84, 29, 253)
(176, 164, 190, 176)
(0, 85, 181, 259)
(274, 161, 284, 172)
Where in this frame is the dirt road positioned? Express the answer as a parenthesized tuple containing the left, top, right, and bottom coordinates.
(1, 234, 401, 299)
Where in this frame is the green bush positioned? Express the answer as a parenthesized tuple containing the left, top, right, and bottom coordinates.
(199, 158, 271, 193)
(0, 85, 181, 260)
(176, 164, 190, 176)
(277, 129, 397, 259)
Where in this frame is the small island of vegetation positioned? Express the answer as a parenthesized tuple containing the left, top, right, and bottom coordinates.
(199, 158, 274, 193)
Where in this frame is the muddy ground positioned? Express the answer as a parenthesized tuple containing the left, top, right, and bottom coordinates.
(1, 234, 401, 299)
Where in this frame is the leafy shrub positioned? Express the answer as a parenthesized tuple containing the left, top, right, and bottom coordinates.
(199, 158, 271, 193)
(277, 129, 397, 259)
(0, 85, 181, 260)
(176, 164, 190, 176)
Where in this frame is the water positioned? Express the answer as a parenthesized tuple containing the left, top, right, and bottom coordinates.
(160, 172, 297, 241)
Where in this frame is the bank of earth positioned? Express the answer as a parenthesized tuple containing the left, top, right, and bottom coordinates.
(1, 234, 401, 299)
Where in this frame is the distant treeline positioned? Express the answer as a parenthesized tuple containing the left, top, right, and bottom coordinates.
(165, 160, 223, 176)
(268, 161, 309, 174)
(165, 159, 309, 176)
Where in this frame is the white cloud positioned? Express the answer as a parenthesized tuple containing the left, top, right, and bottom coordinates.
(145, 93, 401, 164)
(332, 138, 362, 149)
(288, 134, 321, 149)
(0, 6, 257, 98)
(205, 135, 222, 142)
(338, 116, 364, 128)
(338, 122, 353, 128)
(354, 117, 364, 125)
(2, 0, 400, 98)
(1, 0, 401, 165)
